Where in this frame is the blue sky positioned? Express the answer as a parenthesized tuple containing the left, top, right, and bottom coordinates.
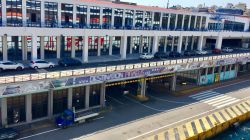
(122, 0, 249, 8)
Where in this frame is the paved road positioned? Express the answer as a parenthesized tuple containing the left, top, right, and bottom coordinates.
(17, 78, 250, 140)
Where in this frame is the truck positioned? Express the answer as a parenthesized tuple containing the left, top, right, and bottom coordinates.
(55, 109, 100, 128)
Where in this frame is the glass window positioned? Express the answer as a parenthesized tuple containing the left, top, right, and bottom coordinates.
(73, 87, 85, 110)
(114, 8, 123, 29)
(176, 14, 183, 29)
(44, 36, 57, 59)
(201, 68, 206, 75)
(6, 0, 23, 26)
(53, 89, 68, 114)
(102, 8, 112, 29)
(0, 0, 2, 26)
(153, 12, 160, 29)
(169, 14, 176, 30)
(135, 10, 143, 29)
(214, 66, 220, 73)
(44, 2, 58, 27)
(88, 36, 98, 56)
(0, 37, 2, 61)
(76, 5, 87, 28)
(183, 15, 190, 30)
(162, 13, 169, 29)
(112, 37, 121, 55)
(201, 16, 206, 29)
(61, 3, 73, 28)
(26, 0, 41, 27)
(196, 16, 201, 29)
(7, 36, 22, 61)
(89, 84, 101, 107)
(125, 9, 133, 29)
(32, 92, 48, 119)
(7, 96, 26, 125)
(90, 6, 100, 28)
(190, 15, 195, 30)
(231, 64, 235, 70)
(144, 11, 152, 29)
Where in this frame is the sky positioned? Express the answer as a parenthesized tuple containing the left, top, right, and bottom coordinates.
(121, 0, 250, 8)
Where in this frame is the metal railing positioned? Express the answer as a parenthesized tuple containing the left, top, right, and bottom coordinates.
(0, 53, 249, 85)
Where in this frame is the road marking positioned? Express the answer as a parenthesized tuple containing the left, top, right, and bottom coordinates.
(17, 128, 61, 140)
(106, 95, 125, 105)
(92, 116, 104, 121)
(148, 95, 190, 104)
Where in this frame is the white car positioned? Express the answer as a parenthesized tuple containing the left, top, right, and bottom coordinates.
(140, 53, 154, 60)
(30, 60, 55, 69)
(195, 50, 208, 55)
(222, 47, 233, 53)
(0, 61, 24, 72)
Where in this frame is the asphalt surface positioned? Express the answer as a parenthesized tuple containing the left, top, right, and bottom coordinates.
(17, 77, 250, 140)
(1, 48, 249, 77)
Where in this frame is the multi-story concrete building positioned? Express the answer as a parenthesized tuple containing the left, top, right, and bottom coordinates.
(0, 0, 250, 128)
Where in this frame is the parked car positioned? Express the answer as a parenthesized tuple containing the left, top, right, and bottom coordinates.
(195, 50, 208, 55)
(30, 60, 56, 69)
(58, 58, 82, 67)
(154, 52, 168, 59)
(169, 52, 182, 58)
(222, 47, 234, 53)
(0, 128, 19, 140)
(184, 50, 196, 56)
(212, 48, 222, 54)
(0, 61, 24, 72)
(140, 53, 154, 60)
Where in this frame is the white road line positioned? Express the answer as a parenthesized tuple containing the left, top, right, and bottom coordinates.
(216, 100, 240, 109)
(207, 97, 235, 105)
(204, 96, 232, 104)
(195, 93, 221, 100)
(17, 128, 61, 140)
(190, 91, 217, 98)
(200, 95, 224, 102)
(213, 98, 240, 106)
(148, 95, 189, 104)
(92, 116, 104, 121)
(106, 95, 125, 105)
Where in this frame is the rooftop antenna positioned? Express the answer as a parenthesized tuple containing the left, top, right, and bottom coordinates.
(167, 0, 170, 8)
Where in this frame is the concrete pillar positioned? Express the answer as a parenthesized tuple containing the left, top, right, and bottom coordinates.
(111, 9, 115, 28)
(41, 1, 45, 27)
(31, 35, 38, 60)
(22, 36, 28, 60)
(71, 37, 76, 58)
(83, 36, 89, 62)
(121, 36, 127, 59)
(199, 17, 203, 30)
(56, 36, 61, 59)
(235, 64, 239, 78)
(151, 12, 154, 28)
(139, 36, 143, 53)
(58, 2, 62, 27)
(215, 36, 223, 50)
(132, 10, 136, 28)
(174, 14, 178, 29)
(1, 98, 7, 127)
(188, 15, 191, 30)
(244, 22, 249, 31)
(152, 36, 158, 54)
(100, 83, 106, 107)
(40, 36, 45, 59)
(3, 35, 7, 61)
(205, 16, 209, 29)
(25, 94, 32, 123)
(139, 79, 146, 97)
(73, 4, 77, 27)
(97, 37, 101, 56)
(177, 36, 183, 53)
(197, 36, 203, 51)
(142, 11, 145, 28)
(185, 36, 188, 51)
(130, 36, 133, 54)
(67, 88, 73, 110)
(85, 85, 90, 109)
(171, 37, 175, 51)
(194, 16, 197, 29)
(181, 15, 185, 30)
(167, 14, 171, 29)
(171, 74, 177, 92)
(87, 6, 90, 27)
(164, 37, 168, 53)
(1, 0, 6, 26)
(100, 7, 103, 27)
(109, 36, 113, 55)
(22, 0, 27, 26)
(159, 12, 163, 28)
(122, 9, 126, 28)
(148, 37, 151, 53)
(48, 90, 53, 118)
(191, 36, 195, 50)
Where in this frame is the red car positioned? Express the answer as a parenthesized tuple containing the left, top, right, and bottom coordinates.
(212, 48, 222, 54)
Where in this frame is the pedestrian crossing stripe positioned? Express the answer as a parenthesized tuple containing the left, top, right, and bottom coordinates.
(142, 101, 250, 140)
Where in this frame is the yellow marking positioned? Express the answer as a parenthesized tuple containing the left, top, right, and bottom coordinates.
(231, 106, 242, 116)
(177, 126, 187, 140)
(225, 108, 237, 118)
(242, 102, 250, 111)
(157, 132, 166, 140)
(194, 119, 203, 133)
(214, 112, 225, 123)
(167, 128, 176, 140)
(201, 117, 211, 130)
(237, 104, 247, 113)
(220, 110, 232, 121)
(143, 135, 155, 140)
(185, 122, 195, 138)
(208, 114, 219, 126)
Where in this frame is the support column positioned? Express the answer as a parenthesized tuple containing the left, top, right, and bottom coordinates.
(1, 98, 7, 127)
(205, 16, 209, 29)
(109, 36, 113, 55)
(244, 22, 250, 31)
(48, 89, 53, 118)
(181, 15, 185, 30)
(139, 36, 143, 53)
(199, 17, 203, 30)
(194, 16, 197, 29)
(22, 0, 27, 26)
(142, 11, 145, 28)
(83, 36, 89, 62)
(152, 36, 158, 54)
(215, 36, 223, 50)
(85, 85, 90, 109)
(177, 36, 183, 53)
(151, 12, 154, 29)
(41, 1, 45, 27)
(167, 14, 171, 29)
(56, 36, 61, 59)
(174, 14, 178, 29)
(197, 36, 203, 51)
(164, 37, 168, 53)
(22, 36, 28, 60)
(122, 9, 126, 28)
(188, 15, 191, 30)
(97, 37, 101, 56)
(73, 4, 77, 27)
(159, 12, 163, 29)
(2, 0, 6, 26)
(58, 2, 61, 27)
(148, 37, 151, 53)
(202, 37, 207, 48)
(130, 36, 133, 54)
(2, 35, 7, 61)
(71, 37, 76, 58)
(40, 36, 45, 59)
(132, 10, 136, 28)
(139, 79, 146, 97)
(121, 36, 127, 59)
(67, 88, 73, 110)
(111, 9, 115, 28)
(185, 36, 188, 51)
(87, 6, 90, 27)
(100, 83, 106, 107)
(191, 36, 195, 50)
(100, 7, 103, 28)
(25, 94, 32, 123)
(31, 35, 38, 60)
(171, 74, 177, 92)
(171, 37, 175, 51)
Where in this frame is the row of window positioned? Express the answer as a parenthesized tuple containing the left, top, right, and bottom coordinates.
(0, 0, 207, 30)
